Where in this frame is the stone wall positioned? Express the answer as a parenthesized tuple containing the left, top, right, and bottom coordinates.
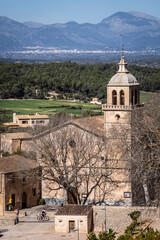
(55, 215, 88, 233)
(93, 206, 160, 234)
(0, 216, 15, 226)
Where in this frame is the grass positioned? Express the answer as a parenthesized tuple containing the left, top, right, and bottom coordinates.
(0, 91, 153, 120)
(0, 99, 102, 118)
(140, 91, 154, 103)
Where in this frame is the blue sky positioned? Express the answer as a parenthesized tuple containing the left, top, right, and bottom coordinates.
(1, 0, 160, 24)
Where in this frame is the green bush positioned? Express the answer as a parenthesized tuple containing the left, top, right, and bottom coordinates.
(134, 227, 160, 240)
(38, 198, 46, 205)
(125, 222, 136, 234)
(129, 211, 140, 223)
(86, 230, 116, 240)
(98, 229, 116, 240)
(117, 232, 133, 240)
(87, 232, 98, 240)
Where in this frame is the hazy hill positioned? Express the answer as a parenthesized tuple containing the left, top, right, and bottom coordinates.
(0, 11, 160, 52)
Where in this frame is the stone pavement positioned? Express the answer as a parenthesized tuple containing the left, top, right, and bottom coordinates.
(150, 218, 160, 231)
(1, 222, 87, 240)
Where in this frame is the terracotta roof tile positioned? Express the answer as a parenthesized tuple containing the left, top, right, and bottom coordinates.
(73, 116, 104, 135)
(0, 155, 37, 174)
(55, 205, 92, 216)
(16, 115, 49, 119)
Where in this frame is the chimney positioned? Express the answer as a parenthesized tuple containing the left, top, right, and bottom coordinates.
(13, 113, 16, 123)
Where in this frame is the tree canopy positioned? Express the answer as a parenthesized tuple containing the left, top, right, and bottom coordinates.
(0, 61, 160, 100)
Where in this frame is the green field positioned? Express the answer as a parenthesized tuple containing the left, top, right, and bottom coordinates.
(140, 91, 154, 103)
(0, 99, 102, 117)
(0, 91, 153, 119)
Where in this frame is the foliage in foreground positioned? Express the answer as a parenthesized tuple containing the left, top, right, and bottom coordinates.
(87, 229, 116, 240)
(118, 227, 160, 240)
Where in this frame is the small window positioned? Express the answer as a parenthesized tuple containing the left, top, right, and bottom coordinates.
(32, 188, 36, 196)
(135, 90, 138, 104)
(120, 90, 125, 105)
(69, 139, 76, 148)
(22, 176, 26, 185)
(32, 120, 35, 124)
(115, 114, 120, 120)
(131, 90, 134, 105)
(112, 90, 117, 105)
(22, 120, 28, 124)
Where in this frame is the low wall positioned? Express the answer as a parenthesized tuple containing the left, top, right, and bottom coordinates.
(0, 216, 15, 227)
(93, 206, 160, 234)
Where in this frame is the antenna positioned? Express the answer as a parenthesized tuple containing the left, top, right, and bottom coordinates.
(120, 34, 124, 57)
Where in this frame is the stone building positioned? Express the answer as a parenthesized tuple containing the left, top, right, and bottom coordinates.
(0, 155, 41, 216)
(55, 205, 93, 233)
(0, 56, 145, 206)
(4, 113, 49, 128)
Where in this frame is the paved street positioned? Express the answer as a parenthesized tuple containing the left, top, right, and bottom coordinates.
(1, 222, 87, 240)
(0, 205, 87, 240)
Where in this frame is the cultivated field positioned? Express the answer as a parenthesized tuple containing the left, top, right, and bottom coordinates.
(0, 91, 153, 119)
(0, 99, 102, 117)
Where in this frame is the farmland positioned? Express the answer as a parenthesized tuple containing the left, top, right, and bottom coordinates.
(0, 91, 153, 120)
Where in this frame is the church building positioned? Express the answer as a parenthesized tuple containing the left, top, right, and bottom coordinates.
(0, 56, 144, 206)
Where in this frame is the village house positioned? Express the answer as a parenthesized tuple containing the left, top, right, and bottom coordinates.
(4, 112, 49, 128)
(0, 155, 41, 216)
(55, 205, 93, 233)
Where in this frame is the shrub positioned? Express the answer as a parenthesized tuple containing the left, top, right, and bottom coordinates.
(87, 232, 98, 240)
(134, 227, 160, 240)
(129, 211, 140, 224)
(117, 232, 133, 240)
(125, 222, 136, 234)
(98, 229, 116, 240)
(38, 198, 45, 205)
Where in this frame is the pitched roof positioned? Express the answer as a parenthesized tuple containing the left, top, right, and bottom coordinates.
(0, 155, 38, 174)
(16, 115, 49, 119)
(73, 115, 104, 136)
(55, 205, 92, 216)
(1, 132, 31, 139)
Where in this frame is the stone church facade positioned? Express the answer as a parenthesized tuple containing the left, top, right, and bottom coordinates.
(0, 56, 144, 206)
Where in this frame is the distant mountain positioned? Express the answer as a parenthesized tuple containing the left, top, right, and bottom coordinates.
(0, 12, 160, 55)
(23, 21, 46, 28)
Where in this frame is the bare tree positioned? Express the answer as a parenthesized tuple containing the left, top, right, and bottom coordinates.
(33, 122, 120, 205)
(130, 94, 160, 206)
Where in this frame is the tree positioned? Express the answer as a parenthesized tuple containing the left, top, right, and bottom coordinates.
(32, 120, 119, 205)
(130, 94, 160, 206)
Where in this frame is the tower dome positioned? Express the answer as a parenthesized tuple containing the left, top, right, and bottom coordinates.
(108, 56, 139, 86)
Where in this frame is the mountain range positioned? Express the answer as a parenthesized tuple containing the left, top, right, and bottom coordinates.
(0, 11, 160, 54)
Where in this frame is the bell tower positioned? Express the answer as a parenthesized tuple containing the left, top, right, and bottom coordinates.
(102, 56, 144, 205)
(103, 56, 141, 133)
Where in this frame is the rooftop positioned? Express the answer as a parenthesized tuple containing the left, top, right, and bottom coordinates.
(73, 115, 104, 136)
(16, 115, 49, 119)
(55, 205, 92, 216)
(0, 155, 38, 174)
(108, 56, 139, 86)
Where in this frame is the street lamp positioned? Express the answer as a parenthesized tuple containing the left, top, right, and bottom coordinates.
(101, 206, 107, 232)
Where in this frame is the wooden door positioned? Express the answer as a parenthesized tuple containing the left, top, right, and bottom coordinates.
(69, 221, 75, 232)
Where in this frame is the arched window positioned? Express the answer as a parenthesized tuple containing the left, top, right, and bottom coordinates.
(135, 90, 138, 104)
(112, 90, 117, 105)
(131, 90, 134, 105)
(120, 90, 125, 105)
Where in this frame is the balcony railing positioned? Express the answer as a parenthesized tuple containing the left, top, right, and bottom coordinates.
(102, 104, 144, 110)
